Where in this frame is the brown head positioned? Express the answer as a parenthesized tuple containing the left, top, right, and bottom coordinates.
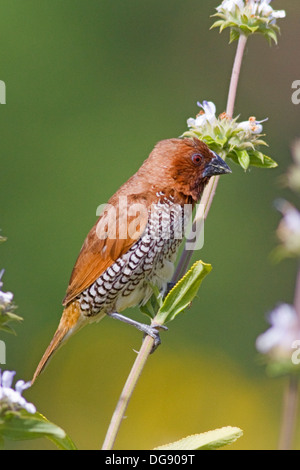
(131, 137, 231, 201)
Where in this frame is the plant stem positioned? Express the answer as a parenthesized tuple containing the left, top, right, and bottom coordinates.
(101, 33, 248, 451)
(172, 175, 220, 282)
(294, 265, 300, 319)
(172, 34, 247, 284)
(278, 375, 299, 450)
(226, 34, 248, 118)
(101, 334, 154, 449)
(278, 265, 300, 450)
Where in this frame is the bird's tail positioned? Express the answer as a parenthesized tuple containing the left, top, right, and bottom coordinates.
(31, 300, 83, 385)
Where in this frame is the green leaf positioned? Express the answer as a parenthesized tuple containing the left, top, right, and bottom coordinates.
(227, 136, 241, 149)
(266, 29, 278, 44)
(252, 139, 269, 147)
(201, 135, 217, 145)
(219, 21, 230, 33)
(249, 152, 278, 168)
(252, 151, 264, 163)
(229, 150, 277, 170)
(0, 310, 23, 334)
(247, 26, 259, 34)
(139, 300, 156, 320)
(214, 135, 227, 146)
(0, 411, 77, 450)
(239, 24, 253, 35)
(0, 323, 17, 334)
(236, 150, 250, 170)
(229, 29, 240, 43)
(154, 426, 243, 450)
(210, 20, 224, 30)
(155, 261, 212, 325)
(140, 283, 164, 319)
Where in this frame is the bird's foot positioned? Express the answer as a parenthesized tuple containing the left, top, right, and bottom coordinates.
(143, 322, 168, 353)
(107, 312, 167, 353)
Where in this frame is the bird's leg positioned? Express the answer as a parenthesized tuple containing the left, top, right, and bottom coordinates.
(107, 312, 168, 351)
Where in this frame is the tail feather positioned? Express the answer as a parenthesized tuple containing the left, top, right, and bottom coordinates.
(32, 301, 82, 385)
(31, 326, 70, 384)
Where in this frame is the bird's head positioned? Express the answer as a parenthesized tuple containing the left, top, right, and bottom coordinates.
(141, 137, 232, 201)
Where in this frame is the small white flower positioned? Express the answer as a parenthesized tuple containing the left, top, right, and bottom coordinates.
(216, 0, 244, 13)
(0, 291, 13, 305)
(0, 270, 14, 307)
(255, 1, 286, 20)
(256, 304, 300, 359)
(237, 116, 268, 134)
(216, 0, 286, 23)
(187, 100, 217, 129)
(271, 9, 286, 19)
(0, 370, 36, 414)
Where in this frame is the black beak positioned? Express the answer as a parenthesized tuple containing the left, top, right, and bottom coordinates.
(203, 153, 232, 178)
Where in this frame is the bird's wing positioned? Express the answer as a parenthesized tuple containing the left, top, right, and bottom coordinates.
(62, 199, 149, 306)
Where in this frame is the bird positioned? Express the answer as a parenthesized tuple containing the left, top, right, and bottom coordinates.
(32, 137, 231, 384)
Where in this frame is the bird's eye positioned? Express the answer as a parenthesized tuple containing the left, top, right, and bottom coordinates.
(191, 153, 203, 165)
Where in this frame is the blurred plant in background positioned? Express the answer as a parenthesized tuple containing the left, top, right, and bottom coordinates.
(0, 366, 77, 450)
(0, 235, 77, 449)
(0, 241, 22, 335)
(257, 303, 300, 373)
(256, 139, 300, 450)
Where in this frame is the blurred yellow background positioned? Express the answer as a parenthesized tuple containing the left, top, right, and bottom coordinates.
(1, 0, 300, 450)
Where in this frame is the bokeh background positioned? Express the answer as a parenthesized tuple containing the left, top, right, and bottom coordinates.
(1, 0, 300, 450)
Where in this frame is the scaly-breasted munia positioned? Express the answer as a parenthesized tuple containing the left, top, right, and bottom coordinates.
(32, 137, 231, 383)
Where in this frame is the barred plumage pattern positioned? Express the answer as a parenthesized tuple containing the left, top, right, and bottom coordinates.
(79, 194, 188, 316)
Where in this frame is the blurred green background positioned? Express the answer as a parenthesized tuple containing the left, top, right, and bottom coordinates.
(1, 0, 300, 450)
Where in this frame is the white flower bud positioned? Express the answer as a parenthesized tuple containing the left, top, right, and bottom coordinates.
(237, 116, 268, 134)
(187, 100, 217, 129)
